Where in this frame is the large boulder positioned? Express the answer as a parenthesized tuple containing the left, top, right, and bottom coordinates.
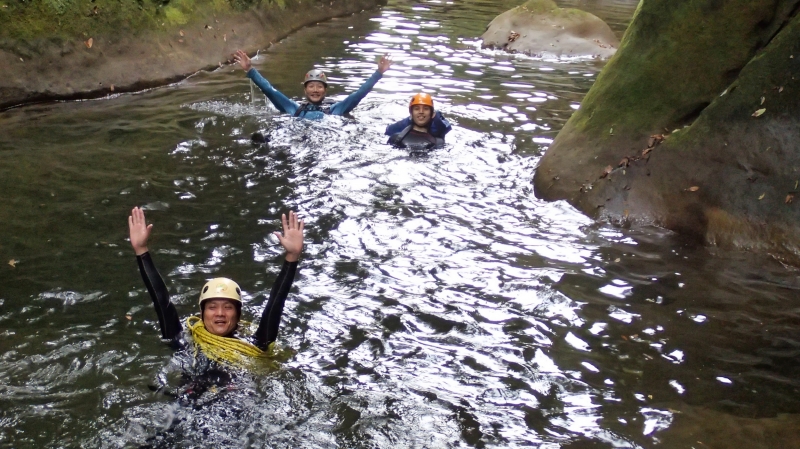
(533, 0, 800, 261)
(0, 0, 385, 110)
(481, 0, 618, 58)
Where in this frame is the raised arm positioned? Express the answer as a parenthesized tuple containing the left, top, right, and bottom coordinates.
(129, 207, 183, 343)
(330, 54, 393, 116)
(253, 211, 304, 349)
(234, 50, 300, 115)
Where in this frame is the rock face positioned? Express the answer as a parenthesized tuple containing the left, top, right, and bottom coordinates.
(481, 0, 618, 58)
(533, 0, 800, 261)
(0, 0, 384, 110)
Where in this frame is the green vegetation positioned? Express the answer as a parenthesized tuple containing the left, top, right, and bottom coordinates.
(0, 0, 272, 41)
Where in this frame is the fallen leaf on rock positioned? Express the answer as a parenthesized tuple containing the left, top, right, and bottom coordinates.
(179, 29, 184, 36)
(600, 165, 613, 178)
(110, 84, 114, 92)
(618, 157, 629, 167)
(752, 108, 766, 117)
(125, 314, 132, 320)
(19, 57, 23, 62)
(758, 193, 765, 200)
(779, 86, 784, 93)
(785, 194, 794, 204)
(85, 37, 93, 48)
(760, 96, 765, 105)
(614, 258, 621, 263)
(205, 24, 213, 29)
(223, 33, 227, 42)
(8, 259, 17, 268)
(507, 30, 520, 43)
(178, 39, 184, 43)
(687, 186, 700, 192)
(642, 148, 652, 156)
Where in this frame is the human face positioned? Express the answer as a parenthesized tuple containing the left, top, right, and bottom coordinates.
(304, 81, 327, 103)
(411, 104, 433, 128)
(202, 299, 239, 336)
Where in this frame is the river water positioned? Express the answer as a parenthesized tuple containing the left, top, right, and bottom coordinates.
(2, 0, 800, 447)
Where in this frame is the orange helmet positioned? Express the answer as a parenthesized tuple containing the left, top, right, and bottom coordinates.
(409, 93, 434, 111)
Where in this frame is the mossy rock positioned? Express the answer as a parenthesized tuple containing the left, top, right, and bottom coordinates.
(480, 0, 618, 58)
(0, 0, 385, 109)
(533, 0, 800, 261)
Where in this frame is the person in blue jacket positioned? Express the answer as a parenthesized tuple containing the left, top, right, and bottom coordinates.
(386, 93, 452, 150)
(233, 49, 393, 119)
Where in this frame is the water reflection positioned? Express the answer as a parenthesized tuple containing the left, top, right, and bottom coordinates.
(1, 0, 800, 447)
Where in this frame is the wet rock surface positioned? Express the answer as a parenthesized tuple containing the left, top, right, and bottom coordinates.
(480, 0, 618, 58)
(533, 0, 800, 261)
(0, 0, 384, 110)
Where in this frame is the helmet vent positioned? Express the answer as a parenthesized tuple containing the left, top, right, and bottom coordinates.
(202, 286, 209, 293)
(235, 287, 241, 295)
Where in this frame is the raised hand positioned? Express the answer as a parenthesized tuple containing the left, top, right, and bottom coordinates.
(274, 211, 304, 262)
(377, 54, 394, 74)
(233, 49, 252, 72)
(128, 207, 153, 256)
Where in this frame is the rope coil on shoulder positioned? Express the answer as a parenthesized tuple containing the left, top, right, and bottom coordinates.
(186, 316, 277, 373)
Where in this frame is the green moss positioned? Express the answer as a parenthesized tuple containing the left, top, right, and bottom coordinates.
(0, 0, 291, 41)
(163, 5, 189, 25)
(518, 0, 557, 15)
(566, 0, 782, 138)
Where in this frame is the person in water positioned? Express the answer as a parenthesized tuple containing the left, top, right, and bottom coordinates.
(128, 206, 303, 357)
(385, 93, 452, 150)
(233, 49, 394, 119)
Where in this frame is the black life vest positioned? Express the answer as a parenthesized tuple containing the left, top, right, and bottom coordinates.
(387, 125, 445, 152)
(293, 98, 337, 117)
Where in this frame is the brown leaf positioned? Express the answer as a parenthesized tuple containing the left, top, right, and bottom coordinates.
(507, 30, 520, 43)
(178, 39, 184, 43)
(179, 29, 184, 37)
(758, 193, 765, 200)
(205, 24, 213, 29)
(642, 148, 652, 156)
(85, 37, 93, 48)
(109, 84, 114, 92)
(125, 314, 132, 320)
(687, 186, 700, 192)
(600, 165, 613, 179)
(785, 194, 794, 204)
(8, 259, 17, 268)
(752, 108, 766, 117)
(619, 157, 630, 168)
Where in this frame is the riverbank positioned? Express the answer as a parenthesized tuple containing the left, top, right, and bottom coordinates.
(0, 0, 384, 110)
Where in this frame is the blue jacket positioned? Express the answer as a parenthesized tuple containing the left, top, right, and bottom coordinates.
(384, 111, 452, 138)
(247, 68, 384, 119)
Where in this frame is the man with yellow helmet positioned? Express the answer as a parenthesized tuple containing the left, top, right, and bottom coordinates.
(385, 93, 452, 151)
(128, 207, 303, 353)
(233, 49, 394, 119)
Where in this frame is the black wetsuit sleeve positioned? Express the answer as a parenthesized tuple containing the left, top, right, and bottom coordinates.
(253, 260, 298, 349)
(136, 252, 183, 342)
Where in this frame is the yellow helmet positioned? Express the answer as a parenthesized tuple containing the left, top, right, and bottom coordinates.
(198, 278, 242, 308)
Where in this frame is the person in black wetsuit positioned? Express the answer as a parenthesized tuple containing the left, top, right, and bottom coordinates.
(386, 93, 452, 151)
(128, 207, 303, 382)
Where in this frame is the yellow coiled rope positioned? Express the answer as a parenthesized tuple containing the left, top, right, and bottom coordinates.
(186, 316, 279, 373)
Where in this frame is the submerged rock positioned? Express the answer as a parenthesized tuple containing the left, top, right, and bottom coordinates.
(533, 0, 800, 262)
(480, 0, 618, 58)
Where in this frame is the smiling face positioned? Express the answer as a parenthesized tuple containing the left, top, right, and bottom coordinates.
(411, 104, 433, 128)
(202, 299, 239, 336)
(304, 81, 327, 103)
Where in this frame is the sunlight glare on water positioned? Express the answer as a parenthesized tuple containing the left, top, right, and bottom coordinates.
(1, 0, 800, 448)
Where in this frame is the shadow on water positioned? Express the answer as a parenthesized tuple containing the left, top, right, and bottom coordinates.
(2, 0, 800, 447)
